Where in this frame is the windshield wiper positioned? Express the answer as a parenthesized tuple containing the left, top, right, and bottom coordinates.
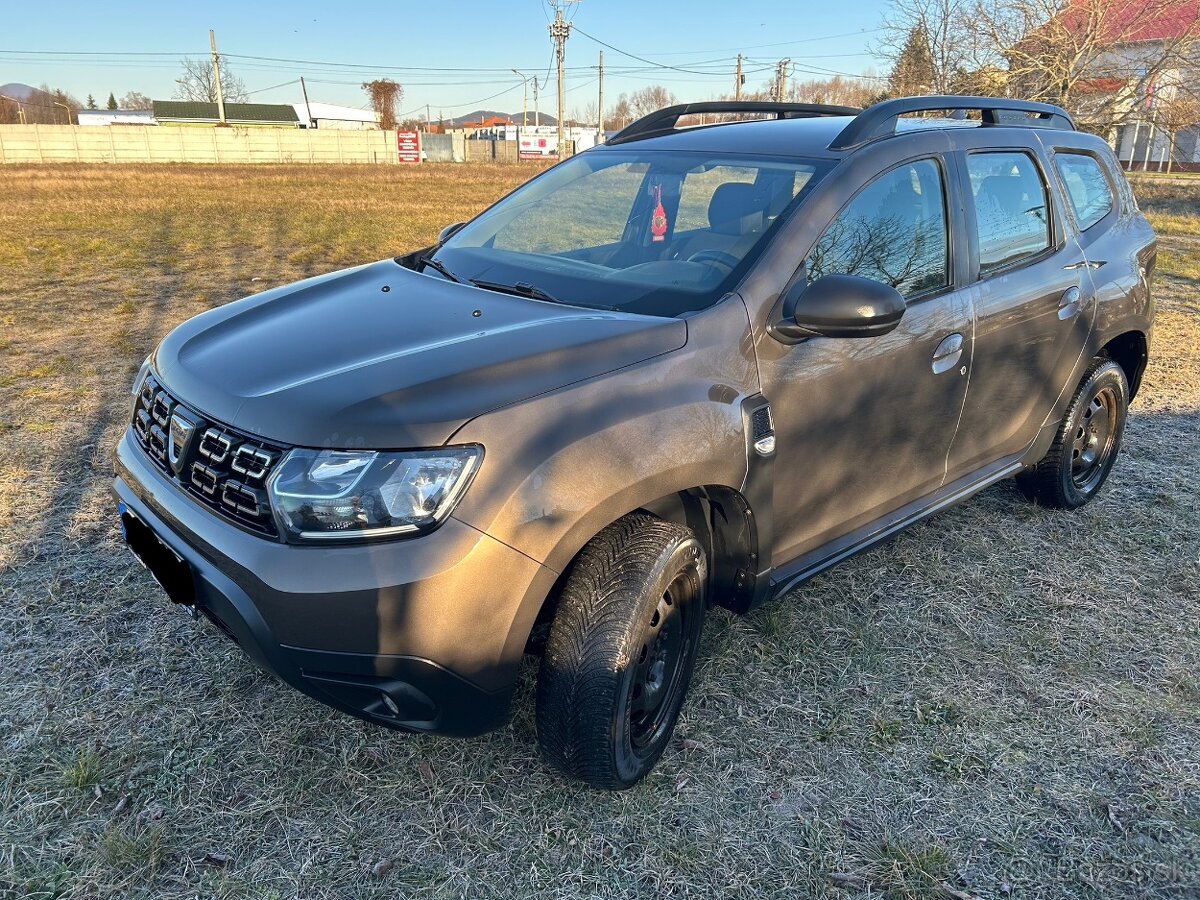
(418, 255, 463, 284)
(470, 278, 562, 304)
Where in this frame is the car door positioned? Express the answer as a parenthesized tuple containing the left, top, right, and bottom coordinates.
(1047, 143, 1151, 333)
(754, 154, 974, 568)
(943, 136, 1096, 478)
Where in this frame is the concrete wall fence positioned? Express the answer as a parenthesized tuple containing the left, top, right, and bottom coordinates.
(2, 124, 410, 165)
(0, 125, 580, 165)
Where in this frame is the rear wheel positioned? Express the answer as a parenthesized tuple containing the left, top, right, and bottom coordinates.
(535, 514, 707, 789)
(1017, 358, 1128, 509)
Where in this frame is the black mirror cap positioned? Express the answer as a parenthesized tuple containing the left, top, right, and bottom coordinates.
(438, 222, 467, 244)
(770, 273, 907, 343)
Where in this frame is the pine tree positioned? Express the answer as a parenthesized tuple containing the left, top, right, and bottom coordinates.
(86, 94, 97, 109)
(106, 92, 118, 110)
(888, 25, 936, 98)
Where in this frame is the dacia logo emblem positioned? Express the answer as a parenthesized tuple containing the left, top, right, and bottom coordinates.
(168, 409, 199, 474)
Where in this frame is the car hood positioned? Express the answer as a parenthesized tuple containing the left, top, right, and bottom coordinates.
(153, 260, 686, 448)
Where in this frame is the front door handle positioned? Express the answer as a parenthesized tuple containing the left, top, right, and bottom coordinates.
(1058, 286, 1083, 320)
(932, 332, 964, 374)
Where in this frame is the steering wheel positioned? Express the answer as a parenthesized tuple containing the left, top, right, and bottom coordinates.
(685, 249, 741, 271)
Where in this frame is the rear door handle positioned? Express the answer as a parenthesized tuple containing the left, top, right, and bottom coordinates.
(932, 332, 964, 374)
(1058, 286, 1082, 320)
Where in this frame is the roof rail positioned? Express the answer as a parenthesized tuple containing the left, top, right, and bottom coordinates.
(607, 100, 861, 145)
(829, 95, 1075, 151)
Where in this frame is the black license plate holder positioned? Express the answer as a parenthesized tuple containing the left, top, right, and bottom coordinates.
(119, 502, 196, 607)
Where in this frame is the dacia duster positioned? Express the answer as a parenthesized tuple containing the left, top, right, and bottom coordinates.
(115, 96, 1156, 789)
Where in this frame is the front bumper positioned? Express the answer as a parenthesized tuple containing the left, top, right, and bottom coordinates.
(113, 430, 556, 737)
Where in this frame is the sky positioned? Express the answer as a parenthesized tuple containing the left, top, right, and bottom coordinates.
(1, 0, 893, 117)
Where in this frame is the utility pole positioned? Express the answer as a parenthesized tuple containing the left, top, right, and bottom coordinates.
(775, 59, 791, 102)
(735, 54, 744, 101)
(548, 1, 576, 158)
(210, 29, 227, 124)
(533, 76, 540, 126)
(426, 104, 431, 132)
(300, 76, 314, 127)
(597, 50, 605, 142)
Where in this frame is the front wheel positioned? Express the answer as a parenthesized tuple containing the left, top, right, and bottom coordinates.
(1017, 357, 1129, 509)
(535, 514, 707, 789)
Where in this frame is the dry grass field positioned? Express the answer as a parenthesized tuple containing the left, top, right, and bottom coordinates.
(1, 164, 1198, 900)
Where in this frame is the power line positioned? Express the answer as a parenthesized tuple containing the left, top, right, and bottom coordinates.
(243, 78, 301, 97)
(571, 26, 738, 76)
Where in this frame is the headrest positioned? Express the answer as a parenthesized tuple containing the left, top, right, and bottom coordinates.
(708, 183, 763, 236)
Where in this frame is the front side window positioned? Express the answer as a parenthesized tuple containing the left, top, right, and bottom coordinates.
(967, 151, 1051, 275)
(1055, 152, 1114, 231)
(436, 150, 830, 317)
(807, 158, 949, 298)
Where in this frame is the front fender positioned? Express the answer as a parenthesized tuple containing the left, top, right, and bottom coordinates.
(448, 295, 761, 576)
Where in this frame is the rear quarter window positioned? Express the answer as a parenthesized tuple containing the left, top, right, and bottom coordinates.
(1055, 152, 1114, 231)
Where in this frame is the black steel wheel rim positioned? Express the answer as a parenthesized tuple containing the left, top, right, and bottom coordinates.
(627, 567, 698, 752)
(1071, 384, 1119, 493)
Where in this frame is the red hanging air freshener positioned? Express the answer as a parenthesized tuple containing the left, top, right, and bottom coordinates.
(650, 184, 668, 242)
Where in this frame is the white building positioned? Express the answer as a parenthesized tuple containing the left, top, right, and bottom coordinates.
(77, 109, 156, 126)
(293, 102, 379, 130)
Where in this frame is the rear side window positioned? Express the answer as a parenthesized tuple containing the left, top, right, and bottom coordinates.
(807, 158, 948, 298)
(1055, 152, 1114, 231)
(967, 152, 1051, 275)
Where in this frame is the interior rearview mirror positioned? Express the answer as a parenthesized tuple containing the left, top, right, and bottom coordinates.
(438, 222, 467, 244)
(770, 273, 907, 343)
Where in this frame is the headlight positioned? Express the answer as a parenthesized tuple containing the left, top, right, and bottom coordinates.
(266, 445, 482, 542)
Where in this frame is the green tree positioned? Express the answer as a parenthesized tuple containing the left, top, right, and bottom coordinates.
(106, 92, 117, 110)
(86, 94, 97, 109)
(888, 24, 936, 97)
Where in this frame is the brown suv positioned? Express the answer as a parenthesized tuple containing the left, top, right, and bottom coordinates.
(114, 96, 1155, 789)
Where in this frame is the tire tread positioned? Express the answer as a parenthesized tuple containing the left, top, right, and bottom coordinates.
(535, 514, 701, 789)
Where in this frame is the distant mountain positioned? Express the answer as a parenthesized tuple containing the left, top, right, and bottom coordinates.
(441, 109, 559, 127)
(0, 82, 37, 100)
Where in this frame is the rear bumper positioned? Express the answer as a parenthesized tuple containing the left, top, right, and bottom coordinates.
(113, 430, 556, 737)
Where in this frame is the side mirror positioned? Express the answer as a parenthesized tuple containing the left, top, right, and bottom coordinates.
(770, 273, 906, 343)
(438, 222, 467, 244)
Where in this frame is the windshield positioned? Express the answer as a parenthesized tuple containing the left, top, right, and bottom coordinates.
(433, 149, 831, 317)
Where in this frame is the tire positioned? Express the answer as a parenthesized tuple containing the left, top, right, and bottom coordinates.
(535, 514, 707, 790)
(1016, 357, 1129, 509)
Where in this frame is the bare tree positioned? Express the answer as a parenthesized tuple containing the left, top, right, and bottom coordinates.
(973, 0, 1200, 126)
(572, 100, 599, 127)
(629, 85, 677, 118)
(791, 73, 886, 107)
(174, 56, 248, 104)
(120, 91, 153, 111)
(878, 0, 983, 94)
(607, 94, 633, 128)
(0, 96, 19, 124)
(1156, 92, 1200, 172)
(362, 79, 403, 131)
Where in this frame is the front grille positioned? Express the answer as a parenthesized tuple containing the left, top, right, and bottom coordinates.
(131, 373, 285, 537)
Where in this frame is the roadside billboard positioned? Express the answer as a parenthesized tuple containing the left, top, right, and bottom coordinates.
(397, 130, 421, 164)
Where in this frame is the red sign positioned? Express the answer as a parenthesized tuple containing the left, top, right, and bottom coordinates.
(397, 130, 421, 164)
